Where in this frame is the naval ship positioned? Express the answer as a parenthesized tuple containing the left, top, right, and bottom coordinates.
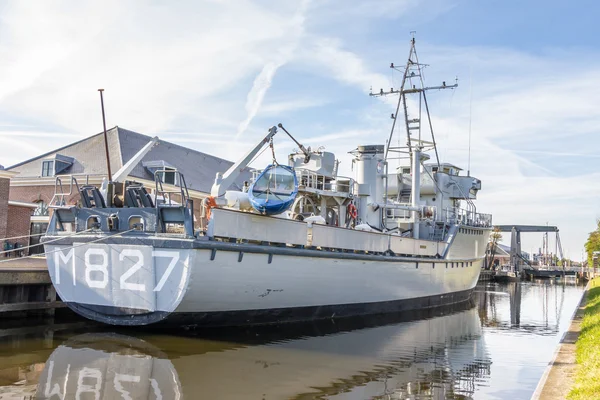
(42, 38, 492, 326)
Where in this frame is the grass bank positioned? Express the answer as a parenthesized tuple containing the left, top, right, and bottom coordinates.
(568, 278, 600, 399)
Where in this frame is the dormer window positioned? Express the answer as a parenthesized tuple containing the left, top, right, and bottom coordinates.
(162, 168, 176, 185)
(41, 160, 54, 177)
(143, 160, 179, 186)
(41, 154, 74, 177)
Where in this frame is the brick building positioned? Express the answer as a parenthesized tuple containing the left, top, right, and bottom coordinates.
(0, 170, 37, 255)
(6, 126, 248, 252)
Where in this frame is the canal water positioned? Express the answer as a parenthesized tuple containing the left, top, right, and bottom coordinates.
(0, 280, 585, 399)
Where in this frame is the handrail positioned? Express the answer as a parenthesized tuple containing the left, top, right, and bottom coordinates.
(153, 169, 190, 206)
(50, 174, 87, 208)
(447, 177, 476, 218)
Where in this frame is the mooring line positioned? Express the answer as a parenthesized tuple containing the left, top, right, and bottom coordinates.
(0, 232, 46, 242)
(0, 228, 135, 263)
(0, 229, 94, 257)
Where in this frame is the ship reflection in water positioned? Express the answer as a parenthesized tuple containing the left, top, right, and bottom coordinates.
(36, 304, 490, 399)
(0, 280, 584, 399)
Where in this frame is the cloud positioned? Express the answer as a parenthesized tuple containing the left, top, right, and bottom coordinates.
(235, 0, 311, 139)
(0, 0, 305, 137)
(236, 62, 286, 138)
(1, 0, 598, 259)
(415, 45, 600, 257)
(260, 97, 330, 115)
(289, 35, 600, 257)
(300, 37, 389, 92)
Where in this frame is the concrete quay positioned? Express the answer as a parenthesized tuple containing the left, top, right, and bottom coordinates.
(477, 269, 493, 282)
(0, 258, 65, 317)
(532, 280, 590, 399)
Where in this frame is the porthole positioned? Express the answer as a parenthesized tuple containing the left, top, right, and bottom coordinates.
(86, 216, 100, 230)
(129, 215, 144, 231)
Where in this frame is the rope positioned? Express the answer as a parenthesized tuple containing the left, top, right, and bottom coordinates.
(248, 142, 270, 166)
(270, 137, 278, 165)
(0, 228, 137, 264)
(0, 228, 94, 257)
(0, 232, 46, 242)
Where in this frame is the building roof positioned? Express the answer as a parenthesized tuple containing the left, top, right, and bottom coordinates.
(494, 243, 530, 259)
(7, 126, 250, 194)
(493, 243, 510, 256)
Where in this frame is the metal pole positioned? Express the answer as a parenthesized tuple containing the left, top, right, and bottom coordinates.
(277, 123, 310, 161)
(98, 89, 112, 181)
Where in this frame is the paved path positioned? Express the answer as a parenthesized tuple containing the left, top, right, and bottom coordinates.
(532, 282, 589, 399)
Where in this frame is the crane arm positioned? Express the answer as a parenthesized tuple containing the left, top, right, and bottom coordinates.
(112, 136, 159, 183)
(211, 126, 278, 197)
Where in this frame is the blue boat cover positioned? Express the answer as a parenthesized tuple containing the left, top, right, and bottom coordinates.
(248, 164, 298, 215)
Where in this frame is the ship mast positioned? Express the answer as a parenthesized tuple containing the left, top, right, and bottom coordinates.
(370, 34, 458, 238)
(370, 35, 457, 167)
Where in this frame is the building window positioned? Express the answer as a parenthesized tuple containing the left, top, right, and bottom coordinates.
(41, 161, 54, 177)
(33, 201, 49, 216)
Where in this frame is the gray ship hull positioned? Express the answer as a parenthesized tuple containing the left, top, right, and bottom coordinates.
(44, 228, 487, 327)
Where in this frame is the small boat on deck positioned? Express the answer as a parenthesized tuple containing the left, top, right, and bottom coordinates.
(248, 164, 298, 215)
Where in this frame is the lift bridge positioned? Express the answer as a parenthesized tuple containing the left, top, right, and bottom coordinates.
(494, 225, 568, 277)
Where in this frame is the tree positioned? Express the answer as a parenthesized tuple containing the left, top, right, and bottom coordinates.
(487, 228, 503, 269)
(584, 220, 600, 268)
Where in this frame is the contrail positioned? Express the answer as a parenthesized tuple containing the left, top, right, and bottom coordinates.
(235, 0, 310, 139)
(235, 61, 282, 139)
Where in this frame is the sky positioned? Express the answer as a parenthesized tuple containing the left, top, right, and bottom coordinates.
(0, 0, 598, 259)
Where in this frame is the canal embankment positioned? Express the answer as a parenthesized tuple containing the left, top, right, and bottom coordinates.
(533, 278, 599, 399)
(0, 257, 65, 317)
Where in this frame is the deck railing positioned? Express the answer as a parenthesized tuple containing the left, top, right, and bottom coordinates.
(443, 207, 492, 227)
